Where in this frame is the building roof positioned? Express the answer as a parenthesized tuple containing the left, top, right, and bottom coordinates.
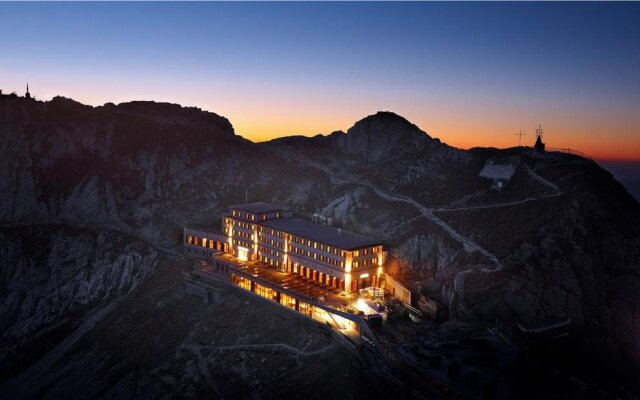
(479, 161, 518, 181)
(184, 223, 223, 235)
(260, 217, 382, 250)
(228, 202, 290, 214)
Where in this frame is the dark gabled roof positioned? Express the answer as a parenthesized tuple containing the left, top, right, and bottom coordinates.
(259, 217, 382, 250)
(228, 202, 290, 214)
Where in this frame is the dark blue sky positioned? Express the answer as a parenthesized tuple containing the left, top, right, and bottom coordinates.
(1, 2, 638, 159)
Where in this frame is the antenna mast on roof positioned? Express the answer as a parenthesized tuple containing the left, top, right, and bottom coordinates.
(515, 129, 526, 147)
(245, 187, 248, 204)
(536, 124, 543, 140)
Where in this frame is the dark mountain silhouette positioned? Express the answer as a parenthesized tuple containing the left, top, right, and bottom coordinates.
(0, 95, 638, 398)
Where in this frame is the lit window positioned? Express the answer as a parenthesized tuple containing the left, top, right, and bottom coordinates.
(238, 246, 248, 262)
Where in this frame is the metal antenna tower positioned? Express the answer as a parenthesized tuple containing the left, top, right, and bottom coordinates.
(515, 129, 526, 146)
(536, 124, 544, 140)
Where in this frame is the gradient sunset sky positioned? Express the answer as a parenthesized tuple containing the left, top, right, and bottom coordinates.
(1, 2, 638, 161)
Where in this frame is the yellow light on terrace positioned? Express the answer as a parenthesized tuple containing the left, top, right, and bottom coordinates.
(238, 246, 249, 262)
(356, 298, 372, 314)
(360, 273, 369, 279)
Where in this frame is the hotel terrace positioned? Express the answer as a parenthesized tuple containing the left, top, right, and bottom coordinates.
(183, 202, 387, 334)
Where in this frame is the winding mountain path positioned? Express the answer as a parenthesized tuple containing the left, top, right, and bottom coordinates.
(186, 342, 333, 357)
(524, 163, 561, 194)
(270, 149, 502, 268)
(266, 148, 566, 313)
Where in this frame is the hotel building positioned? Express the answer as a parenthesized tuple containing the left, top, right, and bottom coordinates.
(184, 202, 384, 292)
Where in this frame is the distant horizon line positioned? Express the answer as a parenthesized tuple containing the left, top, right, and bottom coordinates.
(3, 89, 639, 164)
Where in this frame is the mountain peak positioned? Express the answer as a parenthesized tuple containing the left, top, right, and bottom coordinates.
(341, 111, 436, 162)
(354, 111, 416, 128)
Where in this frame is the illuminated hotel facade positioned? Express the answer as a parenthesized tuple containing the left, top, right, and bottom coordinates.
(184, 202, 384, 292)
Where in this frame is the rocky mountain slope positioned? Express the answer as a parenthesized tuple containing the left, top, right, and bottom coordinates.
(1, 95, 639, 397)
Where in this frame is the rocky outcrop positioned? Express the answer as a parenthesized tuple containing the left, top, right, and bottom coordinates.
(0, 227, 158, 340)
(338, 111, 438, 162)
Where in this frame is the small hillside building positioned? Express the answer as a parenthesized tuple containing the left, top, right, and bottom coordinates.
(479, 158, 519, 190)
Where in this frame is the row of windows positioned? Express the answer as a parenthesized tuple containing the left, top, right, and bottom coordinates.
(290, 246, 343, 267)
(354, 247, 380, 257)
(261, 228, 284, 238)
(290, 242, 345, 257)
(259, 246, 282, 258)
(258, 254, 282, 268)
(230, 211, 280, 221)
(354, 257, 378, 268)
(257, 228, 345, 256)
(232, 238, 252, 249)
(227, 219, 254, 230)
(233, 229, 252, 240)
(260, 236, 284, 249)
(254, 282, 277, 301)
(256, 243, 344, 268)
(186, 234, 225, 250)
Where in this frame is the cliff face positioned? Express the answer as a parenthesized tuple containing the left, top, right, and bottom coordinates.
(1, 96, 639, 396)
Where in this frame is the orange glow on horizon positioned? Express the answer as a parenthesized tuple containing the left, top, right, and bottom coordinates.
(232, 113, 640, 163)
(18, 86, 639, 163)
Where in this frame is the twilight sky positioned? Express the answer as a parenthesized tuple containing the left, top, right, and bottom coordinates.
(1, 2, 639, 161)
